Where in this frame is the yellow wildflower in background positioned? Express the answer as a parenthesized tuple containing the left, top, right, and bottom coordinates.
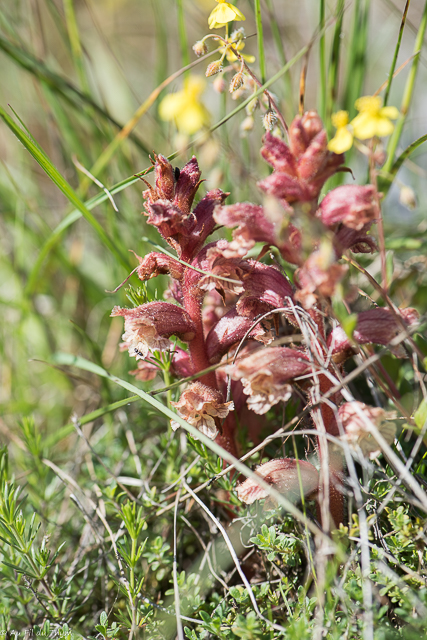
(158, 76, 210, 135)
(328, 111, 353, 154)
(351, 96, 399, 140)
(208, 1, 246, 29)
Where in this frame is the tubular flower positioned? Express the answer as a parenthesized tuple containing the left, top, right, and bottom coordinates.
(237, 458, 319, 505)
(351, 96, 399, 140)
(236, 261, 293, 319)
(206, 309, 273, 364)
(338, 402, 396, 459)
(171, 382, 234, 439)
(111, 302, 196, 360)
(319, 185, 378, 231)
(158, 76, 210, 135)
(328, 307, 419, 363)
(327, 111, 353, 154)
(208, 1, 246, 30)
(229, 347, 311, 415)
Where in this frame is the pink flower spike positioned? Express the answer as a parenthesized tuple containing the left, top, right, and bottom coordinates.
(171, 382, 234, 439)
(338, 401, 396, 459)
(206, 309, 273, 364)
(237, 458, 318, 505)
(111, 301, 196, 360)
(236, 261, 293, 318)
(229, 346, 311, 414)
(319, 185, 378, 231)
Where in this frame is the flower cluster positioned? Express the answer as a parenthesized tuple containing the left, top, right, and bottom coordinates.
(112, 111, 417, 528)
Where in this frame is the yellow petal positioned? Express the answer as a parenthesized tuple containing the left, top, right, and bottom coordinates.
(327, 127, 353, 154)
(374, 116, 395, 137)
(208, 4, 241, 28)
(351, 112, 377, 140)
(380, 106, 399, 120)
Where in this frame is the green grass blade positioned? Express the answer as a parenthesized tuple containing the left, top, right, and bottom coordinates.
(254, 0, 266, 84)
(0, 106, 130, 271)
(0, 34, 150, 155)
(378, 133, 427, 195)
(384, 0, 411, 106)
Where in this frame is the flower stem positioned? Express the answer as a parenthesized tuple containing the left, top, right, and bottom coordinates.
(254, 0, 266, 84)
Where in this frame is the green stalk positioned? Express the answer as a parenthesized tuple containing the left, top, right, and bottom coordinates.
(383, 0, 427, 175)
(130, 537, 137, 591)
(254, 0, 266, 84)
(176, 0, 190, 69)
(326, 0, 345, 126)
(319, 0, 327, 122)
(344, 0, 369, 117)
(62, 0, 89, 93)
(384, 0, 411, 105)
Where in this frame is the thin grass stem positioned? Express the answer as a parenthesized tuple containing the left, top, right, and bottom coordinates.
(384, 0, 411, 105)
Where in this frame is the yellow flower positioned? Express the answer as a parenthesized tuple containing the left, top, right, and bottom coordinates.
(208, 1, 246, 30)
(328, 110, 353, 154)
(351, 96, 399, 140)
(158, 76, 210, 135)
(220, 37, 255, 63)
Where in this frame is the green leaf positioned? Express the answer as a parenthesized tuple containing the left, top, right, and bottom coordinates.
(414, 398, 427, 431)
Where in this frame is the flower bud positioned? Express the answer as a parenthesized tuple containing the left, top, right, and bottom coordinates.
(262, 110, 277, 131)
(229, 71, 244, 93)
(206, 60, 223, 77)
(193, 40, 208, 57)
(240, 116, 254, 134)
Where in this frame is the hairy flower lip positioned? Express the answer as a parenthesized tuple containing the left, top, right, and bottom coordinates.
(229, 346, 311, 415)
(171, 382, 234, 439)
(111, 301, 197, 360)
(237, 458, 319, 505)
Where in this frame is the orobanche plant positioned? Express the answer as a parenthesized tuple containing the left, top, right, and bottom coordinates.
(112, 109, 418, 530)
